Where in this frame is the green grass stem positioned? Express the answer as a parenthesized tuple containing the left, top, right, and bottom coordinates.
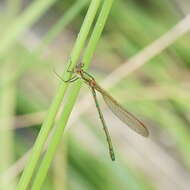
(31, 0, 114, 189)
(37, 0, 89, 52)
(17, 0, 101, 189)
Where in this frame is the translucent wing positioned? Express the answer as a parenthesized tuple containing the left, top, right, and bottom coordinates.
(101, 92, 149, 137)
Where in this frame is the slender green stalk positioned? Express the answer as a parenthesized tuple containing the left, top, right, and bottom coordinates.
(37, 0, 89, 52)
(31, 0, 114, 189)
(52, 139, 67, 190)
(17, 1, 101, 189)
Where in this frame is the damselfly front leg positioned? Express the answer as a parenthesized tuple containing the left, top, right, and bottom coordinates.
(54, 70, 79, 83)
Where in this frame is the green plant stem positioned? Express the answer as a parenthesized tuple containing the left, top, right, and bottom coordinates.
(37, 0, 89, 52)
(31, 0, 114, 189)
(17, 1, 101, 190)
(52, 139, 67, 190)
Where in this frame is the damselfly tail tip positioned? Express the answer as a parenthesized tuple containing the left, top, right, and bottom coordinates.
(110, 150, 116, 161)
(142, 125, 149, 137)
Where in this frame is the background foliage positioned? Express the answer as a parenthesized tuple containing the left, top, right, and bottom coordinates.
(0, 0, 190, 189)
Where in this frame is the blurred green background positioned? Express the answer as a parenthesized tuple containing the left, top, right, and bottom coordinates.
(1, 0, 190, 189)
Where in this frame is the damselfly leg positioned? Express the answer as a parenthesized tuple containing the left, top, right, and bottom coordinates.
(54, 70, 79, 83)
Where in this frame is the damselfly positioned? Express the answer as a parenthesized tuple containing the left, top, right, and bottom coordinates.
(55, 63, 149, 161)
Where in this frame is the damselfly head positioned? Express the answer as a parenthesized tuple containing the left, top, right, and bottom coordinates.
(74, 62, 84, 74)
